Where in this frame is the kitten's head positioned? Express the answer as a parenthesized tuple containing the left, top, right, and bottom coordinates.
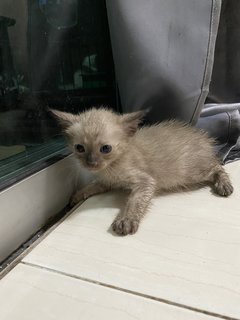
(50, 107, 147, 172)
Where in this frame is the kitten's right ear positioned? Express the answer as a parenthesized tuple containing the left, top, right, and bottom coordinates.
(121, 108, 150, 136)
(49, 109, 79, 130)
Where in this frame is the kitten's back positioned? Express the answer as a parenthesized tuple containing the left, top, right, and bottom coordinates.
(132, 121, 217, 189)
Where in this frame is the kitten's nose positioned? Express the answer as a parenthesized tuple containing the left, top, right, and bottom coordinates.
(86, 154, 98, 167)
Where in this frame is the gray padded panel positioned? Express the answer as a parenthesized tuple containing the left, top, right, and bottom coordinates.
(106, 0, 221, 124)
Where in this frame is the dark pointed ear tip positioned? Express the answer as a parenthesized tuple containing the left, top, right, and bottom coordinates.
(141, 107, 151, 115)
(48, 108, 66, 119)
(48, 108, 59, 114)
(136, 107, 151, 120)
(47, 108, 57, 115)
(130, 107, 151, 119)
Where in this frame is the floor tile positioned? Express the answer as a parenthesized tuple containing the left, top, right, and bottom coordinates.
(0, 263, 217, 320)
(23, 162, 240, 319)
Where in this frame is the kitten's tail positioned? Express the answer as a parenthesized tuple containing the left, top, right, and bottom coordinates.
(211, 166, 233, 197)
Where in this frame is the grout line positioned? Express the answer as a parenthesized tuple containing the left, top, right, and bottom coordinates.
(21, 261, 239, 320)
(0, 201, 84, 279)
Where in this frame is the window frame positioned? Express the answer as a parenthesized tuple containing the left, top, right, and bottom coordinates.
(0, 155, 75, 263)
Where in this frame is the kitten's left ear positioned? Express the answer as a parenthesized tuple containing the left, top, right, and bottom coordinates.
(121, 108, 149, 136)
(49, 109, 79, 130)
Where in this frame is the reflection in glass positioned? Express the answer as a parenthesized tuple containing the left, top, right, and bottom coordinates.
(0, 0, 116, 189)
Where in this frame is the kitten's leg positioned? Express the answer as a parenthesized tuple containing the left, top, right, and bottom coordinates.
(112, 176, 156, 235)
(210, 165, 233, 197)
(70, 181, 109, 207)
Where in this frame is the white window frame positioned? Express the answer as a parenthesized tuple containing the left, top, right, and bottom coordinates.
(0, 155, 75, 263)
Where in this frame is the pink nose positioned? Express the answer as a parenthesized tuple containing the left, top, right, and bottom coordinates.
(87, 160, 98, 167)
(86, 154, 98, 167)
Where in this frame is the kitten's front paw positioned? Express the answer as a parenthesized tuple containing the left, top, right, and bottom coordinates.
(111, 217, 139, 236)
(69, 191, 87, 208)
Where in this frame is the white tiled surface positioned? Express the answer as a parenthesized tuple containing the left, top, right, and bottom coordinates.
(0, 162, 239, 319)
(0, 264, 218, 320)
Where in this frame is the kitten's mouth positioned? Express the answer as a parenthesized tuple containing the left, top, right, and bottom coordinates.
(88, 167, 100, 171)
(86, 163, 101, 171)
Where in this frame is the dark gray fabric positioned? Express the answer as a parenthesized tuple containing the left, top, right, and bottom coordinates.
(196, 103, 240, 163)
(106, 0, 221, 124)
(209, 0, 240, 103)
(106, 1, 240, 164)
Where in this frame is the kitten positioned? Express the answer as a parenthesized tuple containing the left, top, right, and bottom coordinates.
(51, 108, 233, 236)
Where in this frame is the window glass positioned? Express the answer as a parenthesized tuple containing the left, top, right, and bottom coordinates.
(0, 0, 116, 190)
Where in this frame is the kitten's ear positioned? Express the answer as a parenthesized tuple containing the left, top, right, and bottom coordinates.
(49, 109, 79, 130)
(121, 109, 149, 136)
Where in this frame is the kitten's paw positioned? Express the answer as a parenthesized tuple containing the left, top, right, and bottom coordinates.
(111, 217, 139, 236)
(69, 191, 87, 208)
(212, 168, 233, 197)
(213, 181, 234, 197)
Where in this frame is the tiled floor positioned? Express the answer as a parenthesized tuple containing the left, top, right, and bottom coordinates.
(0, 162, 239, 320)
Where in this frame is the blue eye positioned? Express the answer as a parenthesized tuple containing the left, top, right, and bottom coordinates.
(75, 144, 85, 153)
(100, 145, 112, 154)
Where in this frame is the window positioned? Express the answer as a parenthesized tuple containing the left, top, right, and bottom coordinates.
(0, 0, 117, 190)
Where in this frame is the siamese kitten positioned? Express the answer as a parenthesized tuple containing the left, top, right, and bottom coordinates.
(51, 108, 233, 236)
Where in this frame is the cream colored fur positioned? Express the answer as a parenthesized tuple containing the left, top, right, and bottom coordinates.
(51, 108, 233, 235)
